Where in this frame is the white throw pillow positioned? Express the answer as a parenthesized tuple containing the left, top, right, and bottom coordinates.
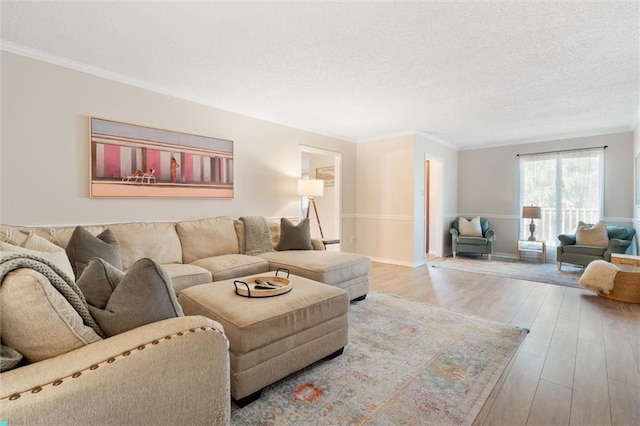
(575, 221, 609, 248)
(458, 216, 483, 237)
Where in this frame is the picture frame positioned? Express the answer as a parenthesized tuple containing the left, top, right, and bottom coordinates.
(316, 166, 335, 187)
(90, 117, 233, 198)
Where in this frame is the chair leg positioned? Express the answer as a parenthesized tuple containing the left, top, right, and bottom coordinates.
(488, 254, 492, 261)
(557, 262, 562, 271)
(453, 252, 457, 259)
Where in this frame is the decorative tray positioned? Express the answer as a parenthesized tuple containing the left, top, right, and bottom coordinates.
(234, 268, 292, 298)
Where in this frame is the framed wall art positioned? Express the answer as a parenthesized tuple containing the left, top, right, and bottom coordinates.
(316, 166, 335, 187)
(90, 117, 233, 198)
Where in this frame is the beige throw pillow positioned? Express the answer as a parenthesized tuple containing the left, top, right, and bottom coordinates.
(1, 235, 75, 281)
(0, 268, 102, 363)
(458, 216, 483, 237)
(575, 221, 609, 248)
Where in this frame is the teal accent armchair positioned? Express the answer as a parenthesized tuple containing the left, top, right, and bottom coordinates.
(450, 217, 495, 260)
(557, 224, 636, 270)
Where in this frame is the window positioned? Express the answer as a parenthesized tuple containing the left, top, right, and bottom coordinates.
(519, 148, 604, 246)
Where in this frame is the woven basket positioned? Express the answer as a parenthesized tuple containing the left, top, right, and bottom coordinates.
(598, 271, 640, 303)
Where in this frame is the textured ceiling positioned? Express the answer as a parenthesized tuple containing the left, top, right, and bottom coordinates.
(1, 1, 638, 149)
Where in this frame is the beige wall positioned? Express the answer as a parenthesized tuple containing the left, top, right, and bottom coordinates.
(356, 133, 458, 266)
(458, 132, 635, 258)
(0, 52, 358, 251)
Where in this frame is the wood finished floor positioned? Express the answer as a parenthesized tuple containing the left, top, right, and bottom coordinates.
(369, 261, 640, 426)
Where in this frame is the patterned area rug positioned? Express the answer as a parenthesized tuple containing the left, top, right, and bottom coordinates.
(430, 255, 583, 288)
(230, 291, 528, 425)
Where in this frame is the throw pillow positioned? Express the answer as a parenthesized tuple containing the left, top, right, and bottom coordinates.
(88, 258, 184, 337)
(1, 235, 75, 282)
(66, 226, 122, 279)
(76, 258, 125, 309)
(0, 268, 102, 363)
(275, 218, 313, 251)
(1, 344, 23, 373)
(575, 221, 609, 248)
(458, 216, 483, 237)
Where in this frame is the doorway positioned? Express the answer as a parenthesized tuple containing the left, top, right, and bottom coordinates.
(425, 155, 444, 259)
(299, 146, 342, 251)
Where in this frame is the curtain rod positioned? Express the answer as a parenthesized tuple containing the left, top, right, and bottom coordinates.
(516, 145, 607, 157)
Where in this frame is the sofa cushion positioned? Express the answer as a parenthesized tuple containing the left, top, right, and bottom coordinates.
(1, 235, 75, 282)
(88, 258, 184, 337)
(458, 216, 483, 237)
(576, 221, 609, 248)
(191, 254, 269, 281)
(456, 236, 489, 245)
(76, 258, 125, 309)
(176, 217, 240, 263)
(0, 268, 102, 363)
(160, 263, 213, 294)
(109, 222, 183, 270)
(275, 218, 313, 251)
(563, 244, 607, 257)
(258, 251, 371, 286)
(66, 226, 122, 278)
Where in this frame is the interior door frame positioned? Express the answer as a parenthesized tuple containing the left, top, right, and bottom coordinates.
(299, 145, 342, 242)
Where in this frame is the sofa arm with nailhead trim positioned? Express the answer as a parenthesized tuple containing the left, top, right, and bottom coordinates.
(1, 315, 230, 425)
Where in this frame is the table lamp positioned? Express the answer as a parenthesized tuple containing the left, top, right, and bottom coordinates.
(522, 205, 542, 241)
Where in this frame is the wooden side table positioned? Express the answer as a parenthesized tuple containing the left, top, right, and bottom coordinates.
(517, 240, 546, 263)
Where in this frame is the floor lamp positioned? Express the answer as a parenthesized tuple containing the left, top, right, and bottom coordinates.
(297, 179, 325, 238)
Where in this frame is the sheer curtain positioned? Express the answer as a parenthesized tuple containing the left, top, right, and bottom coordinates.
(519, 148, 604, 247)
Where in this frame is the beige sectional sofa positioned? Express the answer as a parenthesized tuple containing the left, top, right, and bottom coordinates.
(18, 216, 370, 300)
(0, 216, 371, 424)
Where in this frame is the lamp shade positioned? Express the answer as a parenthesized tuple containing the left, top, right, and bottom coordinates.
(522, 206, 542, 219)
(297, 179, 324, 197)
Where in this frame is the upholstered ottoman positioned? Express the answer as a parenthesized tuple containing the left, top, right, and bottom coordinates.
(258, 251, 371, 301)
(177, 273, 349, 406)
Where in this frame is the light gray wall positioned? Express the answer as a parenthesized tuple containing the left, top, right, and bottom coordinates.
(1, 52, 359, 252)
(414, 134, 458, 259)
(458, 132, 634, 258)
(633, 112, 640, 252)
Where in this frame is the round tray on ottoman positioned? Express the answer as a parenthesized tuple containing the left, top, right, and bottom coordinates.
(233, 268, 292, 298)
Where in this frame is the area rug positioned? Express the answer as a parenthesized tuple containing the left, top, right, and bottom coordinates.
(430, 255, 583, 288)
(230, 291, 528, 425)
